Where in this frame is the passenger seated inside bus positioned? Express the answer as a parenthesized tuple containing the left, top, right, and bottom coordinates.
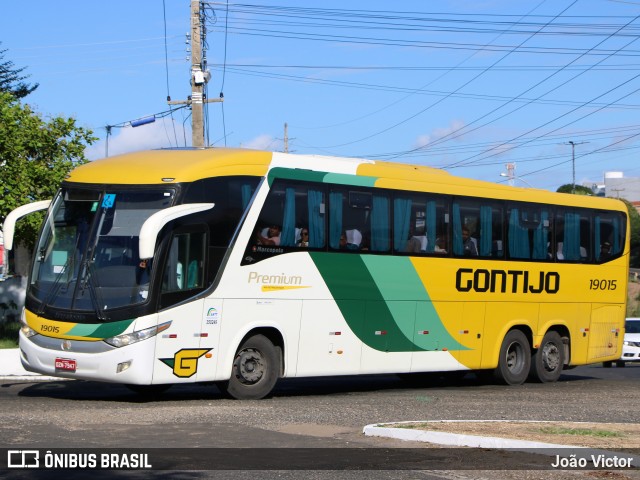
(297, 228, 310, 247)
(405, 233, 427, 253)
(345, 229, 362, 250)
(256, 225, 281, 246)
(434, 236, 447, 253)
(555, 242, 587, 261)
(462, 227, 478, 256)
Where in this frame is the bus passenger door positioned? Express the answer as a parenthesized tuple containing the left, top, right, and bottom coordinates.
(152, 229, 214, 384)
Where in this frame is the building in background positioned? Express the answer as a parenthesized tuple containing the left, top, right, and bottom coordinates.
(584, 171, 640, 212)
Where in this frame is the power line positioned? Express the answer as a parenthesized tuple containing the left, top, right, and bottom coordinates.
(310, 0, 577, 150)
(436, 12, 640, 168)
(162, 0, 179, 148)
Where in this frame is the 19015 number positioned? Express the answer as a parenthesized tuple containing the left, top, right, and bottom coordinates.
(589, 279, 617, 290)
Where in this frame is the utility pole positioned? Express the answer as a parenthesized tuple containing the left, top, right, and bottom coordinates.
(284, 123, 289, 153)
(190, 0, 204, 148)
(563, 141, 588, 194)
(168, 0, 222, 148)
(610, 187, 625, 198)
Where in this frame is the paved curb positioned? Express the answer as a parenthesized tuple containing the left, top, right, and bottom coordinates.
(363, 420, 639, 467)
(363, 420, 569, 449)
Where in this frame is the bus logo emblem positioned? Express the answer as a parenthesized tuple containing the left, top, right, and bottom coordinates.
(160, 348, 211, 378)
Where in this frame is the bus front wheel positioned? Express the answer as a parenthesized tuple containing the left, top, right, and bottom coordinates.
(494, 330, 530, 385)
(529, 331, 564, 383)
(220, 334, 280, 400)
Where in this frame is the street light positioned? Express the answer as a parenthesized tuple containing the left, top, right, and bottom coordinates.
(562, 141, 588, 194)
(499, 172, 534, 188)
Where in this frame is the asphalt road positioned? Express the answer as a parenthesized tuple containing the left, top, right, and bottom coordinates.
(1, 364, 638, 480)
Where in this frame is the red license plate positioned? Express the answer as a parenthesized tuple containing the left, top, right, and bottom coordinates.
(55, 358, 76, 372)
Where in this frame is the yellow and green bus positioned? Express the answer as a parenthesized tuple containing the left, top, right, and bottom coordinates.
(4, 148, 629, 399)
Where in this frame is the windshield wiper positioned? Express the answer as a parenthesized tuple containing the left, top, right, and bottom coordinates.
(37, 250, 72, 316)
(77, 262, 107, 322)
(73, 204, 108, 321)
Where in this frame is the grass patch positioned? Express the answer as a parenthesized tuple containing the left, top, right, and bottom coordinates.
(0, 321, 20, 349)
(538, 426, 623, 438)
(387, 422, 438, 430)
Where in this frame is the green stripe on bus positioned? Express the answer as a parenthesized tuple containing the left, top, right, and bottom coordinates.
(267, 168, 328, 186)
(309, 253, 417, 352)
(267, 168, 378, 187)
(362, 256, 467, 351)
(66, 319, 135, 339)
(310, 253, 466, 352)
(322, 173, 377, 187)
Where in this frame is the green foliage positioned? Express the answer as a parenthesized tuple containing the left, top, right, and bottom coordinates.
(555, 184, 594, 195)
(0, 43, 38, 98)
(619, 198, 640, 268)
(538, 426, 622, 438)
(0, 320, 19, 349)
(0, 92, 97, 250)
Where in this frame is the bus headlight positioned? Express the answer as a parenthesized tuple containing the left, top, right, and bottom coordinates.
(20, 309, 37, 338)
(104, 321, 172, 348)
(20, 323, 37, 338)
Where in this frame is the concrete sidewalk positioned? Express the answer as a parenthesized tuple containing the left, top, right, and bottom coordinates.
(0, 347, 60, 381)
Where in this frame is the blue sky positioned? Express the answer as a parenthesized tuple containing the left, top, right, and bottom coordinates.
(3, 0, 640, 191)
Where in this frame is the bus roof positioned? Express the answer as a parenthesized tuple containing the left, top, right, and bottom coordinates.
(65, 148, 626, 212)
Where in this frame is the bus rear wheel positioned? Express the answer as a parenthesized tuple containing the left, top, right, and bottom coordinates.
(529, 331, 564, 383)
(220, 334, 280, 400)
(494, 330, 530, 385)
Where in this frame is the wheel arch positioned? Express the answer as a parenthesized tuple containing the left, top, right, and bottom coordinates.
(221, 325, 286, 380)
(485, 323, 534, 369)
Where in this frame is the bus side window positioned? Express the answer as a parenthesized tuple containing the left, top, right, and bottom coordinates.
(452, 199, 480, 257)
(247, 181, 326, 263)
(507, 206, 549, 261)
(393, 194, 447, 255)
(161, 231, 205, 294)
(595, 212, 625, 262)
(555, 210, 590, 262)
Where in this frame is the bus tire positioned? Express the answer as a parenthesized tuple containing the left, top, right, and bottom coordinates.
(494, 330, 530, 385)
(529, 331, 564, 383)
(221, 335, 280, 400)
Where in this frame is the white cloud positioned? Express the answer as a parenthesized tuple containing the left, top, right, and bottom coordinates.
(86, 117, 189, 160)
(415, 119, 466, 148)
(241, 134, 283, 152)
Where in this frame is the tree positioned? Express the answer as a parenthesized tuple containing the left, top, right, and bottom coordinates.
(0, 92, 97, 251)
(0, 43, 38, 98)
(556, 184, 594, 195)
(620, 198, 640, 268)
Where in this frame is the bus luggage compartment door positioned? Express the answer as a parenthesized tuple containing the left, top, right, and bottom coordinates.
(587, 304, 623, 362)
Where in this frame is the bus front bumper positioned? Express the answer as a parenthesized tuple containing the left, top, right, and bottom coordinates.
(18, 331, 157, 384)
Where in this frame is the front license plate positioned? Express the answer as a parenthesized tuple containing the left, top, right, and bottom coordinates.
(55, 358, 76, 372)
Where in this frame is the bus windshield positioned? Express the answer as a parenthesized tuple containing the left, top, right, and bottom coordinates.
(29, 187, 175, 316)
